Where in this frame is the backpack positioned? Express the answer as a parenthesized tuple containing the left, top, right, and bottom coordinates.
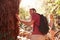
(38, 15, 49, 35)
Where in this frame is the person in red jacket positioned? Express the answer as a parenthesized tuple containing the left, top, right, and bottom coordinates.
(29, 8, 42, 34)
(20, 8, 46, 40)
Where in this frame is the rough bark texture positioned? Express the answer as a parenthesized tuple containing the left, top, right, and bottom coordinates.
(0, 0, 20, 40)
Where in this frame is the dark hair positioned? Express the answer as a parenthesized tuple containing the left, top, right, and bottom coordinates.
(30, 8, 36, 12)
(0, 0, 20, 40)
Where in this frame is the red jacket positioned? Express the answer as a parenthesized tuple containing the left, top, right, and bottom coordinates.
(32, 13, 42, 35)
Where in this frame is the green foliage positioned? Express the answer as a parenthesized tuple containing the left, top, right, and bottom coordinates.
(55, 0, 60, 5)
(19, 8, 30, 20)
(56, 7, 60, 15)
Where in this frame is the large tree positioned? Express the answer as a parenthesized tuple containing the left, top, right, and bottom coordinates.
(0, 0, 20, 40)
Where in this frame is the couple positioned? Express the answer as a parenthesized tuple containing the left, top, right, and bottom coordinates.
(20, 8, 46, 40)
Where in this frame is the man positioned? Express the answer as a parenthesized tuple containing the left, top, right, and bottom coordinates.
(20, 8, 46, 40)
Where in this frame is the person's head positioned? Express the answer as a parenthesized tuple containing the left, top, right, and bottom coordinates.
(0, 0, 20, 39)
(29, 8, 36, 15)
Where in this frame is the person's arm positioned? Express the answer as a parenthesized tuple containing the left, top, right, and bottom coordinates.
(20, 20, 34, 26)
(15, 14, 34, 26)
